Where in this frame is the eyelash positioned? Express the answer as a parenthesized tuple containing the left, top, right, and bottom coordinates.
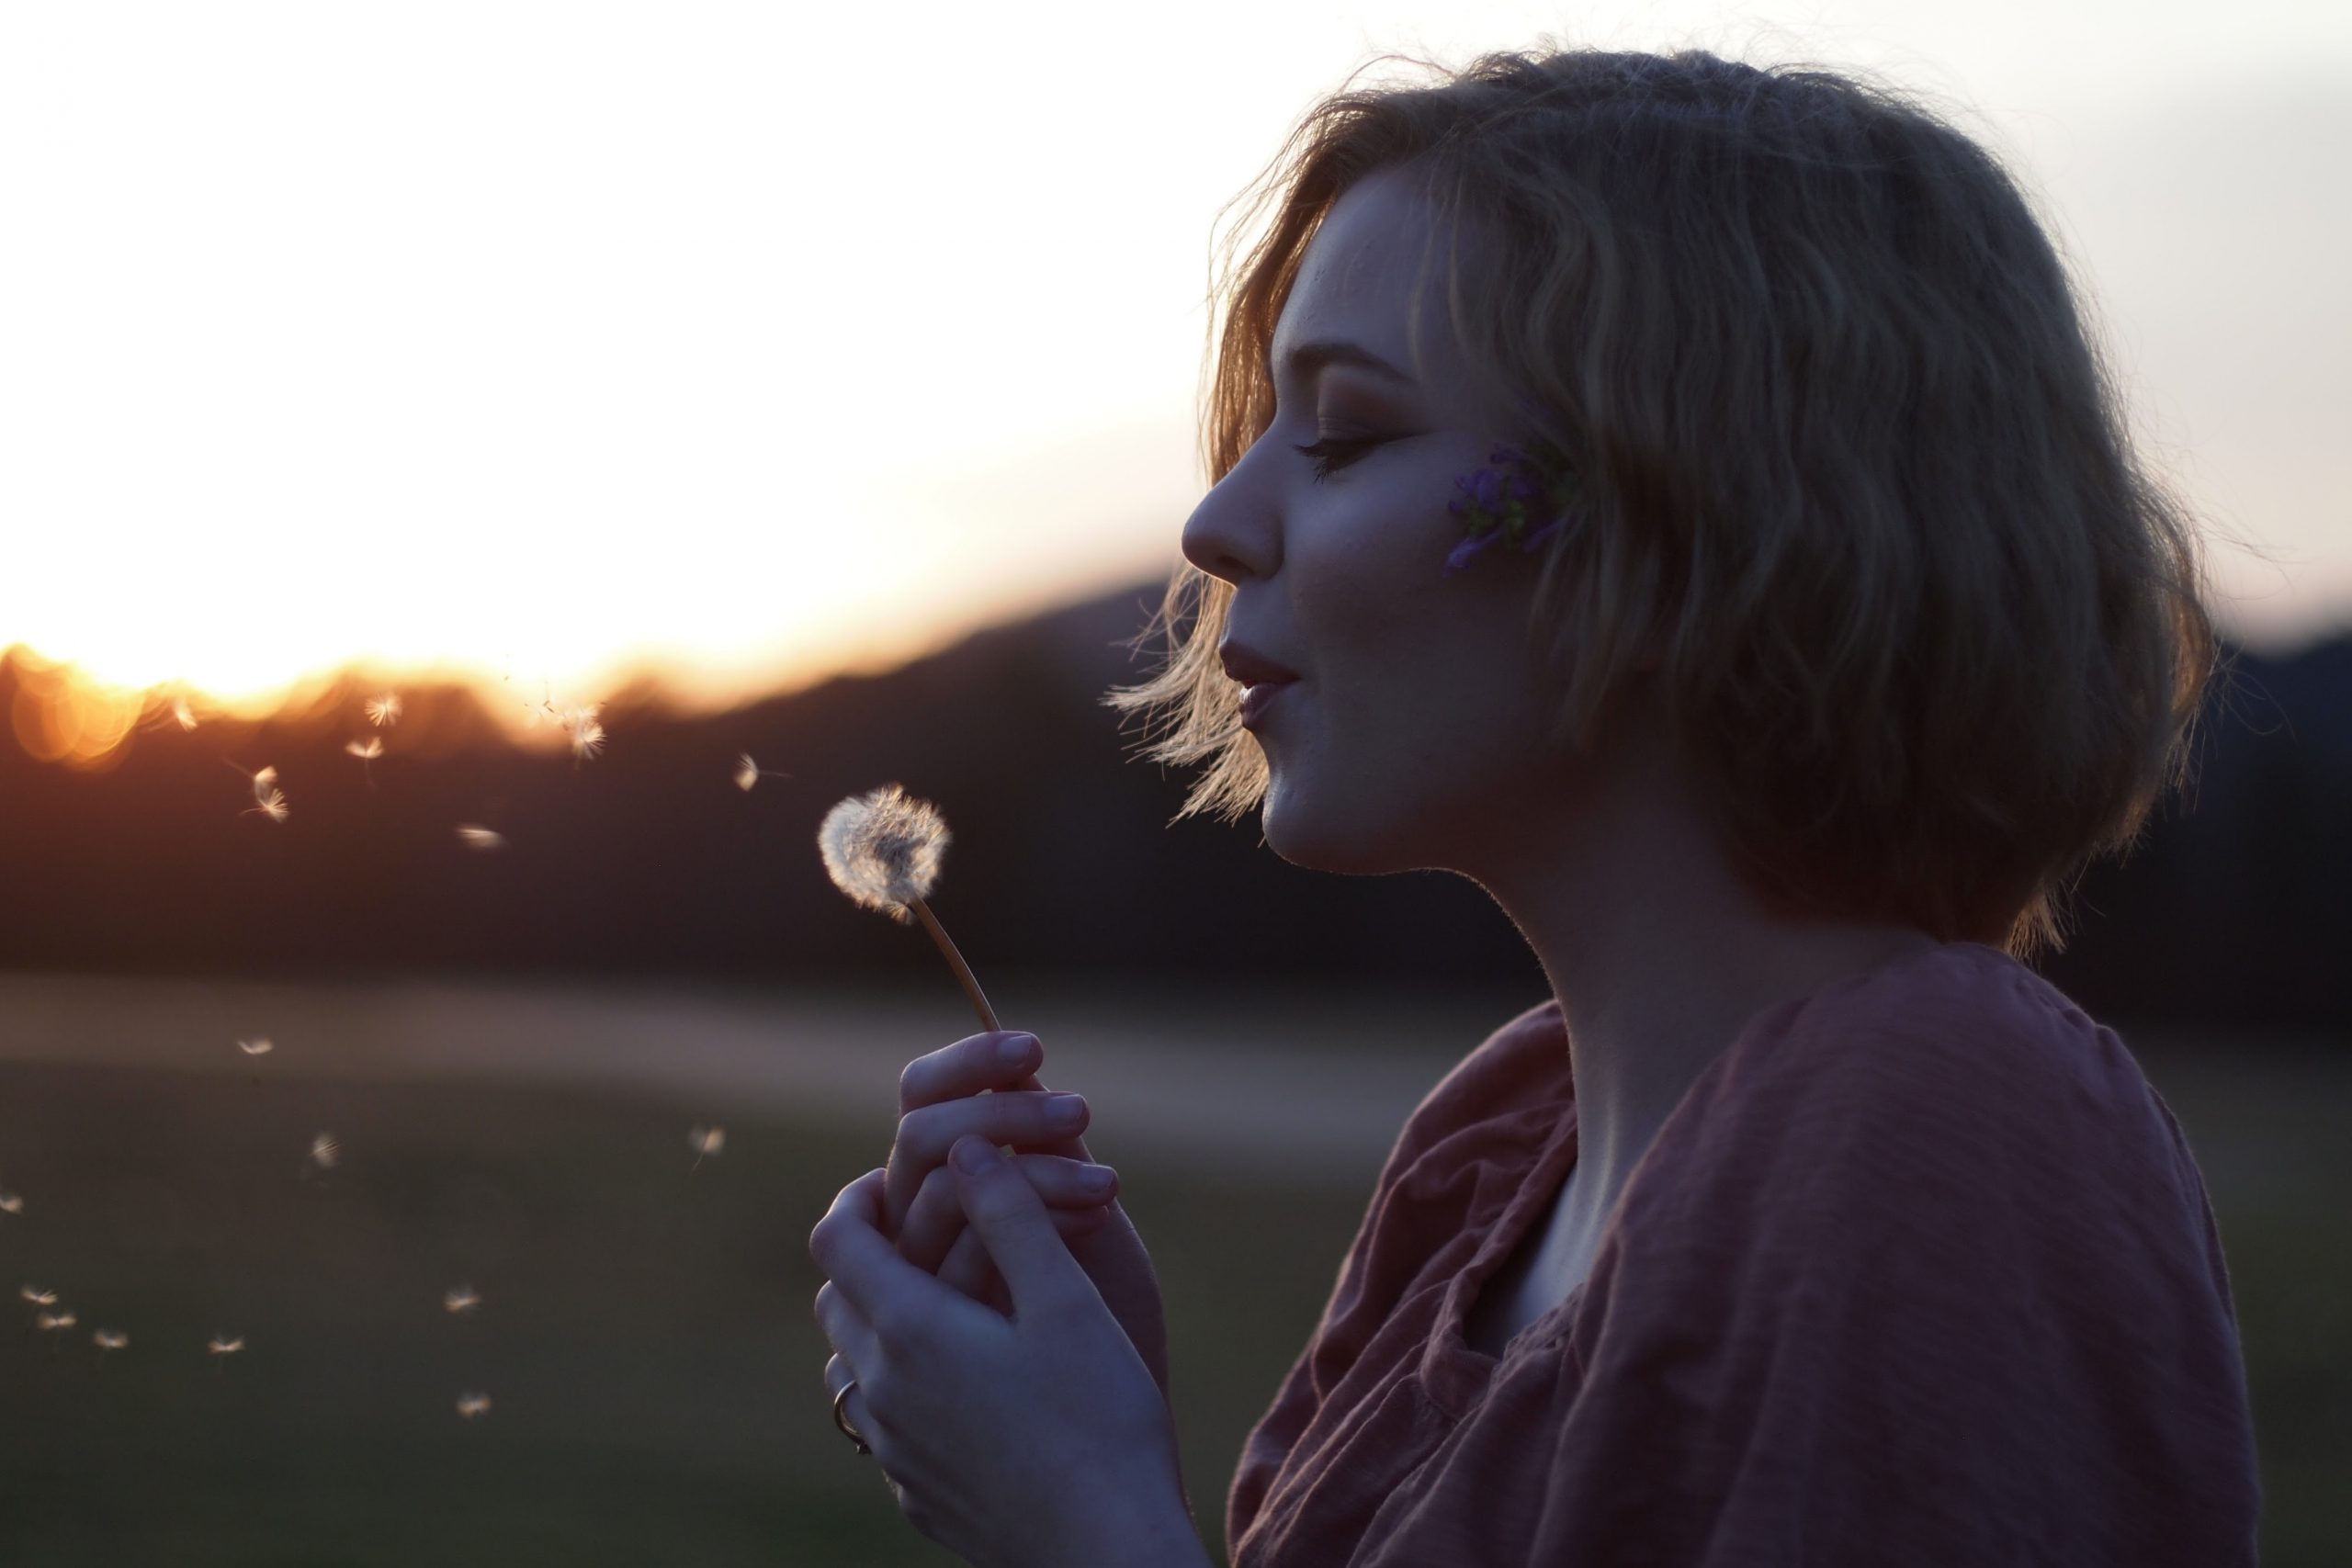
(1291, 435, 1382, 482)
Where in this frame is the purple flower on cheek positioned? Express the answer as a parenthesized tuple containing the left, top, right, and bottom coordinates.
(1442, 434, 1582, 577)
(1443, 533, 1498, 575)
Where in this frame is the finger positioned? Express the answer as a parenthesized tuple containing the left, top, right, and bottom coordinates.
(940, 1216, 1097, 1303)
(899, 1152, 1114, 1274)
(944, 1235, 1012, 1316)
(808, 1168, 954, 1332)
(1016, 1152, 1119, 1209)
(937, 1219, 990, 1301)
(814, 1280, 877, 1370)
(898, 1032, 1046, 1114)
(897, 1165, 967, 1274)
(885, 1091, 1091, 1235)
(947, 1135, 1095, 1319)
(823, 1351, 877, 1454)
(931, 1196, 1112, 1298)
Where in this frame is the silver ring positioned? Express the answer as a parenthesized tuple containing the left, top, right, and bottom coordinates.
(831, 1377, 872, 1456)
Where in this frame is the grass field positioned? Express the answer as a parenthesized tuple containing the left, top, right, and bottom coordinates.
(0, 976, 2343, 1566)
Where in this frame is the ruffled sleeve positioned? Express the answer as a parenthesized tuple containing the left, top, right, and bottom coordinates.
(1227, 998, 1569, 1551)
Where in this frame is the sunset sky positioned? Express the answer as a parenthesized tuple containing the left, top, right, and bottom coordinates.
(3, 0, 2345, 724)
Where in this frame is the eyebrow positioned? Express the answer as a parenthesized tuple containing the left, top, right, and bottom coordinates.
(1274, 337, 1414, 386)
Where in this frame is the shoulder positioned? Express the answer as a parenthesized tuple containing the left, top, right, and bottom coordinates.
(1559, 948, 2260, 1562)
(1654, 942, 2214, 1280)
(1768, 942, 2161, 1156)
(1689, 943, 2136, 1146)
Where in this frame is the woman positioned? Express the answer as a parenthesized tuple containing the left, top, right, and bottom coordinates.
(808, 42, 2263, 1567)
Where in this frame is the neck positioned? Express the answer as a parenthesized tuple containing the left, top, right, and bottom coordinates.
(1465, 728, 1939, 1211)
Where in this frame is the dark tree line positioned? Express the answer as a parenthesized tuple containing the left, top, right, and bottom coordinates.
(2, 583, 2344, 1045)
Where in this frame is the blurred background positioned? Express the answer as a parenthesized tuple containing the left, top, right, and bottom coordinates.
(2, 2, 2346, 1565)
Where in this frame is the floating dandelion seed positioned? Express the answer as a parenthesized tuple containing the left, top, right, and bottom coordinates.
(208, 1334, 244, 1356)
(456, 825, 506, 852)
(569, 713, 605, 766)
(688, 1125, 725, 1170)
(36, 1310, 76, 1332)
(366, 693, 402, 727)
(93, 1328, 128, 1352)
(345, 735, 383, 787)
(237, 763, 290, 823)
(456, 1392, 492, 1419)
(0, 1193, 23, 1215)
(735, 753, 791, 792)
(443, 1286, 482, 1314)
(309, 1134, 340, 1170)
(237, 1037, 274, 1056)
(173, 696, 198, 730)
(818, 784, 1000, 1031)
(20, 1285, 55, 1306)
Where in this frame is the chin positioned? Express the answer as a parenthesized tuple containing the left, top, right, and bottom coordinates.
(1257, 778, 1413, 877)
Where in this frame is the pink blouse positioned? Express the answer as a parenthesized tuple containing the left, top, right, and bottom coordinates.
(1226, 942, 2262, 1565)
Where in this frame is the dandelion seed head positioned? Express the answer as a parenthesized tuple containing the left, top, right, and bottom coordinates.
(36, 1310, 75, 1332)
(735, 754, 760, 792)
(208, 1334, 244, 1356)
(818, 784, 950, 926)
(237, 1036, 274, 1056)
(444, 1286, 482, 1314)
(0, 1193, 21, 1215)
(309, 1134, 340, 1168)
(457, 1392, 492, 1419)
(689, 1125, 725, 1157)
(173, 697, 198, 730)
(456, 826, 506, 852)
(93, 1328, 128, 1350)
(345, 738, 383, 761)
(20, 1285, 55, 1305)
(366, 693, 402, 727)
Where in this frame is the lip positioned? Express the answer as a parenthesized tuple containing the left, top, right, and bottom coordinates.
(1239, 680, 1296, 729)
(1218, 642, 1302, 685)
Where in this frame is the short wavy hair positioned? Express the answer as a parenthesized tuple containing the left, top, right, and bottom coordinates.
(1103, 42, 2243, 965)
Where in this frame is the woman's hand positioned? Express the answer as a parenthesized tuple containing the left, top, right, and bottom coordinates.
(811, 1145, 1207, 1568)
(885, 1031, 1116, 1292)
(886, 1031, 1172, 1401)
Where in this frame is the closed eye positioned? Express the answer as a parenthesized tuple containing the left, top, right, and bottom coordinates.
(1291, 434, 1384, 482)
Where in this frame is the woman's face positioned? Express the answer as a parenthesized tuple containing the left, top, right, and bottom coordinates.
(1182, 165, 1600, 880)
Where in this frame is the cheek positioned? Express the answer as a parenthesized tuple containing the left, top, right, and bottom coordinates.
(1291, 514, 1444, 641)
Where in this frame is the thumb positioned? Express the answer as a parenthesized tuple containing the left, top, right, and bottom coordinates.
(949, 1134, 1091, 1316)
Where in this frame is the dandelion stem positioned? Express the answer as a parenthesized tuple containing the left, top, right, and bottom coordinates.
(908, 894, 999, 1032)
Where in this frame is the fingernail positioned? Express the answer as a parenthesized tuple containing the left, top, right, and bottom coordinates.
(954, 1134, 1000, 1173)
(1046, 1093, 1086, 1128)
(998, 1034, 1035, 1065)
(1081, 1166, 1115, 1194)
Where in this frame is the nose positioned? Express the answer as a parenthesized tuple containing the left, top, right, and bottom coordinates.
(1181, 442, 1280, 586)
